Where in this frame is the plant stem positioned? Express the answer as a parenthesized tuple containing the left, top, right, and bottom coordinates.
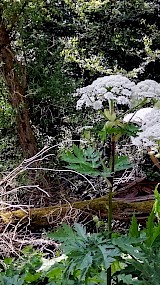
(107, 100, 115, 285)
(108, 134, 115, 237)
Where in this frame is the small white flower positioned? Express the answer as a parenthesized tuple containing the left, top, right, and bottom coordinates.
(93, 100, 103, 110)
(104, 92, 115, 100)
(112, 87, 120, 94)
(97, 87, 107, 94)
(116, 96, 130, 105)
(76, 99, 85, 109)
(121, 89, 131, 97)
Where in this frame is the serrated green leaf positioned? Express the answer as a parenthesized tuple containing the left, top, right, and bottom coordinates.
(72, 145, 84, 159)
(154, 184, 160, 220)
(48, 224, 76, 242)
(145, 216, 160, 247)
(61, 146, 102, 176)
(74, 223, 87, 240)
(129, 215, 140, 238)
(66, 164, 101, 175)
(3, 275, 24, 285)
(118, 273, 145, 284)
(78, 252, 93, 279)
(114, 155, 133, 171)
(61, 150, 84, 164)
(123, 123, 140, 137)
(97, 244, 119, 269)
(145, 210, 155, 246)
(113, 236, 145, 261)
(3, 258, 14, 265)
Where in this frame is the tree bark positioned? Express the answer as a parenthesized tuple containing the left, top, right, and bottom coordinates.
(0, 195, 154, 227)
(0, 17, 37, 158)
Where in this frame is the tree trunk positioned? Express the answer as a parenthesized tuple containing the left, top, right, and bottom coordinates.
(0, 195, 154, 227)
(0, 18, 37, 158)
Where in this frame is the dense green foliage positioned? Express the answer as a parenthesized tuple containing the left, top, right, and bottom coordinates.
(1, 1, 160, 283)
(1, 194, 160, 285)
(1, 0, 160, 146)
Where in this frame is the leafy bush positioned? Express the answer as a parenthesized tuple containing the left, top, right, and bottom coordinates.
(1, 190, 160, 285)
(0, 247, 43, 285)
(47, 193, 160, 285)
(48, 223, 120, 284)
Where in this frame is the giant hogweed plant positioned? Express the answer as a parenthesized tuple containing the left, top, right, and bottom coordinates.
(62, 77, 160, 214)
(1, 77, 160, 284)
(60, 75, 160, 284)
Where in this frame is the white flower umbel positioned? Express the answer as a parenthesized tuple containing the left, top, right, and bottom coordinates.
(124, 107, 160, 147)
(132, 79, 160, 100)
(75, 75, 135, 110)
(123, 108, 153, 125)
(75, 76, 160, 147)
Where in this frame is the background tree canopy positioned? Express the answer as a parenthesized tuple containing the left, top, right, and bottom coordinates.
(1, 0, 160, 158)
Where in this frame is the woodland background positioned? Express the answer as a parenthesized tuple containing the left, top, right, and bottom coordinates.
(1, 1, 160, 284)
(1, 0, 160, 164)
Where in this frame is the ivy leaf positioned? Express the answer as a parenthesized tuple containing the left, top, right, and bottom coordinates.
(24, 272, 41, 282)
(47, 264, 64, 280)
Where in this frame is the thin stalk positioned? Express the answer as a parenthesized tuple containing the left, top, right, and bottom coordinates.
(107, 100, 116, 285)
(107, 134, 115, 285)
(108, 134, 115, 237)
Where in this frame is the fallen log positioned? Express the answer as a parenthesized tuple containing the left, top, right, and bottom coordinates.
(0, 194, 154, 227)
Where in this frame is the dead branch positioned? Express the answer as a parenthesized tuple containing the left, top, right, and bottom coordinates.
(0, 194, 154, 227)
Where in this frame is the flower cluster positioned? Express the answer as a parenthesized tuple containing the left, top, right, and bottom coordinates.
(75, 76, 160, 111)
(74, 75, 160, 147)
(123, 108, 153, 125)
(75, 75, 135, 110)
(132, 79, 160, 100)
(124, 107, 160, 147)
